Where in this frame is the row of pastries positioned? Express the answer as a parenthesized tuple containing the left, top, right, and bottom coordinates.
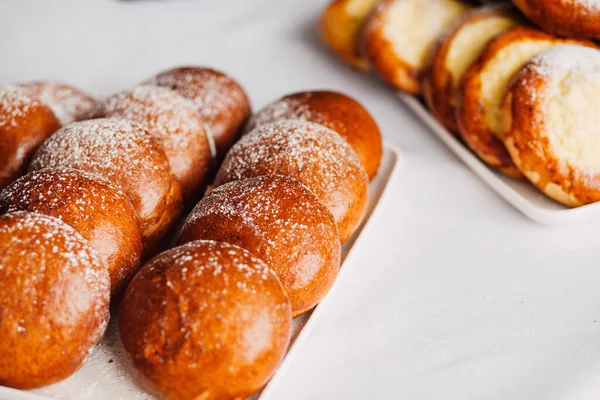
(321, 0, 600, 207)
(0, 63, 383, 399)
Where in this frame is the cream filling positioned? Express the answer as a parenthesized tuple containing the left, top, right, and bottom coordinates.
(480, 40, 556, 139)
(445, 16, 517, 97)
(544, 70, 600, 172)
(345, 0, 380, 17)
(384, 0, 470, 68)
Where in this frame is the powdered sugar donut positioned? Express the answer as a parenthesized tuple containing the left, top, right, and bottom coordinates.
(28, 118, 182, 257)
(178, 175, 341, 316)
(0, 212, 109, 389)
(18, 81, 101, 125)
(503, 45, 600, 206)
(0, 86, 61, 190)
(244, 91, 383, 179)
(0, 168, 143, 295)
(149, 66, 251, 157)
(214, 119, 369, 243)
(120, 240, 291, 400)
(104, 85, 212, 201)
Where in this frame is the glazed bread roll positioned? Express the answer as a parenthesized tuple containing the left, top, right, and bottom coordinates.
(319, 0, 381, 69)
(456, 26, 595, 177)
(178, 175, 341, 316)
(513, 0, 600, 40)
(149, 66, 251, 157)
(361, 0, 472, 94)
(104, 85, 212, 201)
(18, 81, 101, 125)
(244, 90, 383, 179)
(120, 240, 291, 400)
(0, 86, 61, 190)
(0, 168, 143, 295)
(503, 45, 600, 207)
(214, 119, 369, 243)
(0, 212, 109, 389)
(28, 118, 182, 257)
(422, 5, 520, 133)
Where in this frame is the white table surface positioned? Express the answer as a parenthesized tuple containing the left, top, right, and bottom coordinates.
(2, 1, 600, 399)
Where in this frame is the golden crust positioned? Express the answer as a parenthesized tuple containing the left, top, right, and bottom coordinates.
(455, 26, 594, 178)
(0, 86, 61, 191)
(244, 90, 383, 180)
(502, 48, 600, 207)
(177, 175, 341, 317)
(0, 168, 143, 296)
(422, 5, 519, 134)
(0, 212, 109, 389)
(319, 0, 380, 70)
(360, 0, 471, 94)
(119, 240, 291, 400)
(514, 0, 600, 40)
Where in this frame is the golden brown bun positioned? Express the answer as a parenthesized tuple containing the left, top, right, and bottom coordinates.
(514, 0, 600, 40)
(244, 90, 383, 180)
(319, 0, 381, 69)
(149, 66, 251, 158)
(214, 119, 369, 243)
(178, 175, 341, 317)
(18, 81, 101, 125)
(422, 4, 520, 133)
(0, 86, 61, 190)
(456, 26, 595, 177)
(0, 212, 109, 389)
(28, 118, 182, 258)
(0, 168, 143, 295)
(120, 240, 291, 400)
(104, 85, 212, 201)
(361, 0, 471, 94)
(503, 45, 600, 207)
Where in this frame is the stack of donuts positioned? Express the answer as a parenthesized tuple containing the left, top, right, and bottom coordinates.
(321, 0, 600, 207)
(0, 64, 382, 398)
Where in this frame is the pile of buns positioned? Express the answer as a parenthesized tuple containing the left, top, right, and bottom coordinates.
(0, 67, 382, 399)
(321, 0, 600, 207)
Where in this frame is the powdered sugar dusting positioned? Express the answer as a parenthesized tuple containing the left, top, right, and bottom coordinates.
(214, 119, 368, 225)
(19, 81, 100, 126)
(530, 44, 600, 77)
(0, 85, 44, 129)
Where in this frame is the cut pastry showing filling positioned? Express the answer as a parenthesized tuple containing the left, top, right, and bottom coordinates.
(319, 0, 381, 69)
(503, 45, 600, 207)
(423, 5, 520, 133)
(456, 26, 595, 178)
(361, 0, 471, 94)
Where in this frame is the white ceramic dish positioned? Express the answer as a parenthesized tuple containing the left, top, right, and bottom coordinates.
(398, 93, 600, 225)
(0, 142, 403, 400)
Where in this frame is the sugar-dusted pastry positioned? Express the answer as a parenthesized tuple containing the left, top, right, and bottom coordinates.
(178, 175, 341, 316)
(0, 86, 61, 190)
(503, 45, 600, 207)
(149, 67, 251, 158)
(29, 118, 182, 257)
(319, 0, 381, 69)
(214, 120, 369, 243)
(104, 85, 212, 200)
(422, 4, 520, 133)
(0, 212, 109, 389)
(0, 168, 143, 295)
(19, 81, 101, 125)
(361, 0, 471, 93)
(244, 90, 382, 179)
(514, 0, 600, 40)
(120, 240, 291, 400)
(456, 26, 595, 177)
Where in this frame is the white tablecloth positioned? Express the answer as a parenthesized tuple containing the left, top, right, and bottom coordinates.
(2, 1, 600, 399)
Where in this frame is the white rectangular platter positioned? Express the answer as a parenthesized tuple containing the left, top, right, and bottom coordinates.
(0, 142, 404, 400)
(399, 93, 600, 225)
